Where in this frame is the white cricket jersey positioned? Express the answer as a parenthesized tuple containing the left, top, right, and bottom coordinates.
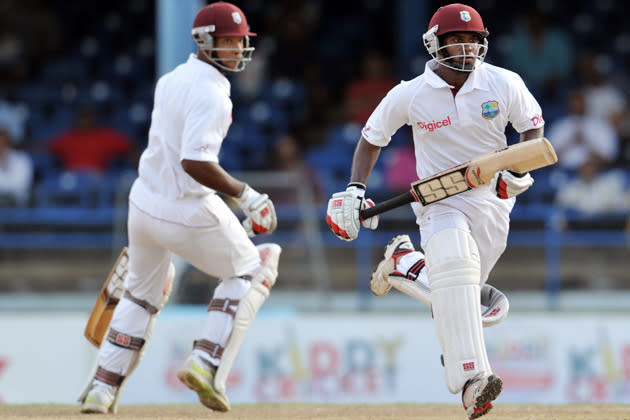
(130, 54, 232, 220)
(362, 61, 545, 181)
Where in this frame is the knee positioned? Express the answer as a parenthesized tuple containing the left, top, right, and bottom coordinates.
(425, 228, 481, 289)
(214, 277, 252, 300)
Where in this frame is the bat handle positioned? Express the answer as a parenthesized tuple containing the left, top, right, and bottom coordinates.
(360, 191, 415, 219)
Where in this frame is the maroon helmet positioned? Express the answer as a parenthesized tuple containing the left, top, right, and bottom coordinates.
(192, 2, 256, 72)
(422, 3, 489, 72)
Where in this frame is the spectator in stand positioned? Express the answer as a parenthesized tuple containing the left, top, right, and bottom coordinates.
(0, 99, 28, 144)
(0, 124, 33, 207)
(574, 50, 629, 165)
(266, 131, 324, 204)
(574, 51, 627, 131)
(503, 10, 573, 106)
(47, 106, 138, 172)
(547, 89, 629, 214)
(344, 50, 398, 125)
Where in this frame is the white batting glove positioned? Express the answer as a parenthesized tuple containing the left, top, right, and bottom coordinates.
(490, 170, 534, 199)
(326, 183, 379, 241)
(235, 184, 277, 237)
(361, 198, 379, 229)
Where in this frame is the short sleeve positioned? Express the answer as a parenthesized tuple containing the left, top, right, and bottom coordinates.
(506, 74, 545, 133)
(180, 94, 228, 163)
(361, 81, 410, 147)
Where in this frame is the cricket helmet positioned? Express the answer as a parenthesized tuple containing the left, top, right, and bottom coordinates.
(422, 3, 489, 72)
(192, 2, 256, 72)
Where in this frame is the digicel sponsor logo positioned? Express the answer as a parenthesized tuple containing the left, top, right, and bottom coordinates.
(417, 116, 452, 132)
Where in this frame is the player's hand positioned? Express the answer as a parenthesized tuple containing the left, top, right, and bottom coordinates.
(326, 183, 379, 241)
(235, 184, 277, 237)
(360, 198, 379, 229)
(490, 170, 534, 199)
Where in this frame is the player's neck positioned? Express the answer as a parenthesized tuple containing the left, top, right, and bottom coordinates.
(435, 65, 470, 89)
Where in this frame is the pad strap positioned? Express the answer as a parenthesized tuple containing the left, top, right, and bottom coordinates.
(406, 258, 425, 280)
(106, 328, 145, 351)
(123, 290, 158, 315)
(193, 339, 224, 360)
(95, 366, 125, 386)
(208, 298, 239, 319)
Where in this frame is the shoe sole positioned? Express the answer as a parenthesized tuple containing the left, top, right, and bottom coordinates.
(80, 406, 108, 414)
(177, 369, 230, 412)
(469, 375, 503, 419)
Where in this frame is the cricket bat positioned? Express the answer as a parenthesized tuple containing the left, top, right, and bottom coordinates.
(84, 247, 128, 348)
(360, 137, 557, 219)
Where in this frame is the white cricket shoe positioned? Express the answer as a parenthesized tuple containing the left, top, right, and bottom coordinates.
(80, 382, 116, 414)
(462, 374, 503, 419)
(370, 235, 415, 296)
(177, 353, 230, 412)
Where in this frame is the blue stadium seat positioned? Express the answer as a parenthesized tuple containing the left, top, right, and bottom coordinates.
(325, 122, 362, 151)
(35, 172, 102, 208)
(30, 151, 60, 179)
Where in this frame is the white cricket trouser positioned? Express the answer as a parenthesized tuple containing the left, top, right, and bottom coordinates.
(98, 183, 260, 375)
(413, 188, 513, 285)
(125, 195, 260, 306)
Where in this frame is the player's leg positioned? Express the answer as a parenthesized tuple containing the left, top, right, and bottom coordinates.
(421, 204, 501, 419)
(80, 204, 175, 413)
(172, 195, 281, 411)
(370, 235, 509, 327)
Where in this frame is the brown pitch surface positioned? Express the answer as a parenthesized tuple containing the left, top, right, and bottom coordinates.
(1, 404, 629, 420)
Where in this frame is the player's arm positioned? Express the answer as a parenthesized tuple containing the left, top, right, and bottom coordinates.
(519, 127, 544, 142)
(326, 137, 381, 241)
(181, 159, 276, 236)
(350, 136, 382, 184)
(181, 159, 244, 196)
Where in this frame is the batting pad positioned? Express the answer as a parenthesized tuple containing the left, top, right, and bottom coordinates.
(425, 228, 491, 393)
(214, 243, 281, 394)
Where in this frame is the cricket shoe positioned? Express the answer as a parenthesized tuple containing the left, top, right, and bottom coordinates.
(370, 235, 415, 296)
(80, 382, 116, 414)
(177, 353, 230, 412)
(462, 374, 503, 419)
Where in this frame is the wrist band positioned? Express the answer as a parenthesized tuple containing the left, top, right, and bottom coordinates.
(347, 182, 366, 190)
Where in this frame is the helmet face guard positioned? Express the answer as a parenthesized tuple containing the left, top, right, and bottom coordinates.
(192, 2, 256, 73)
(422, 4, 489, 73)
(192, 27, 254, 72)
(423, 25, 488, 72)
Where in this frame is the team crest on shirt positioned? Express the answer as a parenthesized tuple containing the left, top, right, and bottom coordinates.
(232, 12, 242, 24)
(460, 11, 471, 22)
(481, 100, 500, 119)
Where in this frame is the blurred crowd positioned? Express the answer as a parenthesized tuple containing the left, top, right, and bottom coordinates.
(1, 0, 630, 217)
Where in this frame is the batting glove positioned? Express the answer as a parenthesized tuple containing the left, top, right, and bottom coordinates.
(235, 184, 277, 237)
(326, 183, 379, 241)
(490, 170, 534, 199)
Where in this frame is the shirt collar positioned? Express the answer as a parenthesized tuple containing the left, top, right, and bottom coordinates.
(424, 60, 489, 93)
(188, 53, 230, 91)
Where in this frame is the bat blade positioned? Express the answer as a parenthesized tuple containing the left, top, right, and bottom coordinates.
(361, 137, 557, 217)
(84, 247, 128, 348)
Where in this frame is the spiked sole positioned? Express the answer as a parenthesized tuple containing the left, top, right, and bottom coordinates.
(469, 375, 503, 419)
(177, 369, 230, 412)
